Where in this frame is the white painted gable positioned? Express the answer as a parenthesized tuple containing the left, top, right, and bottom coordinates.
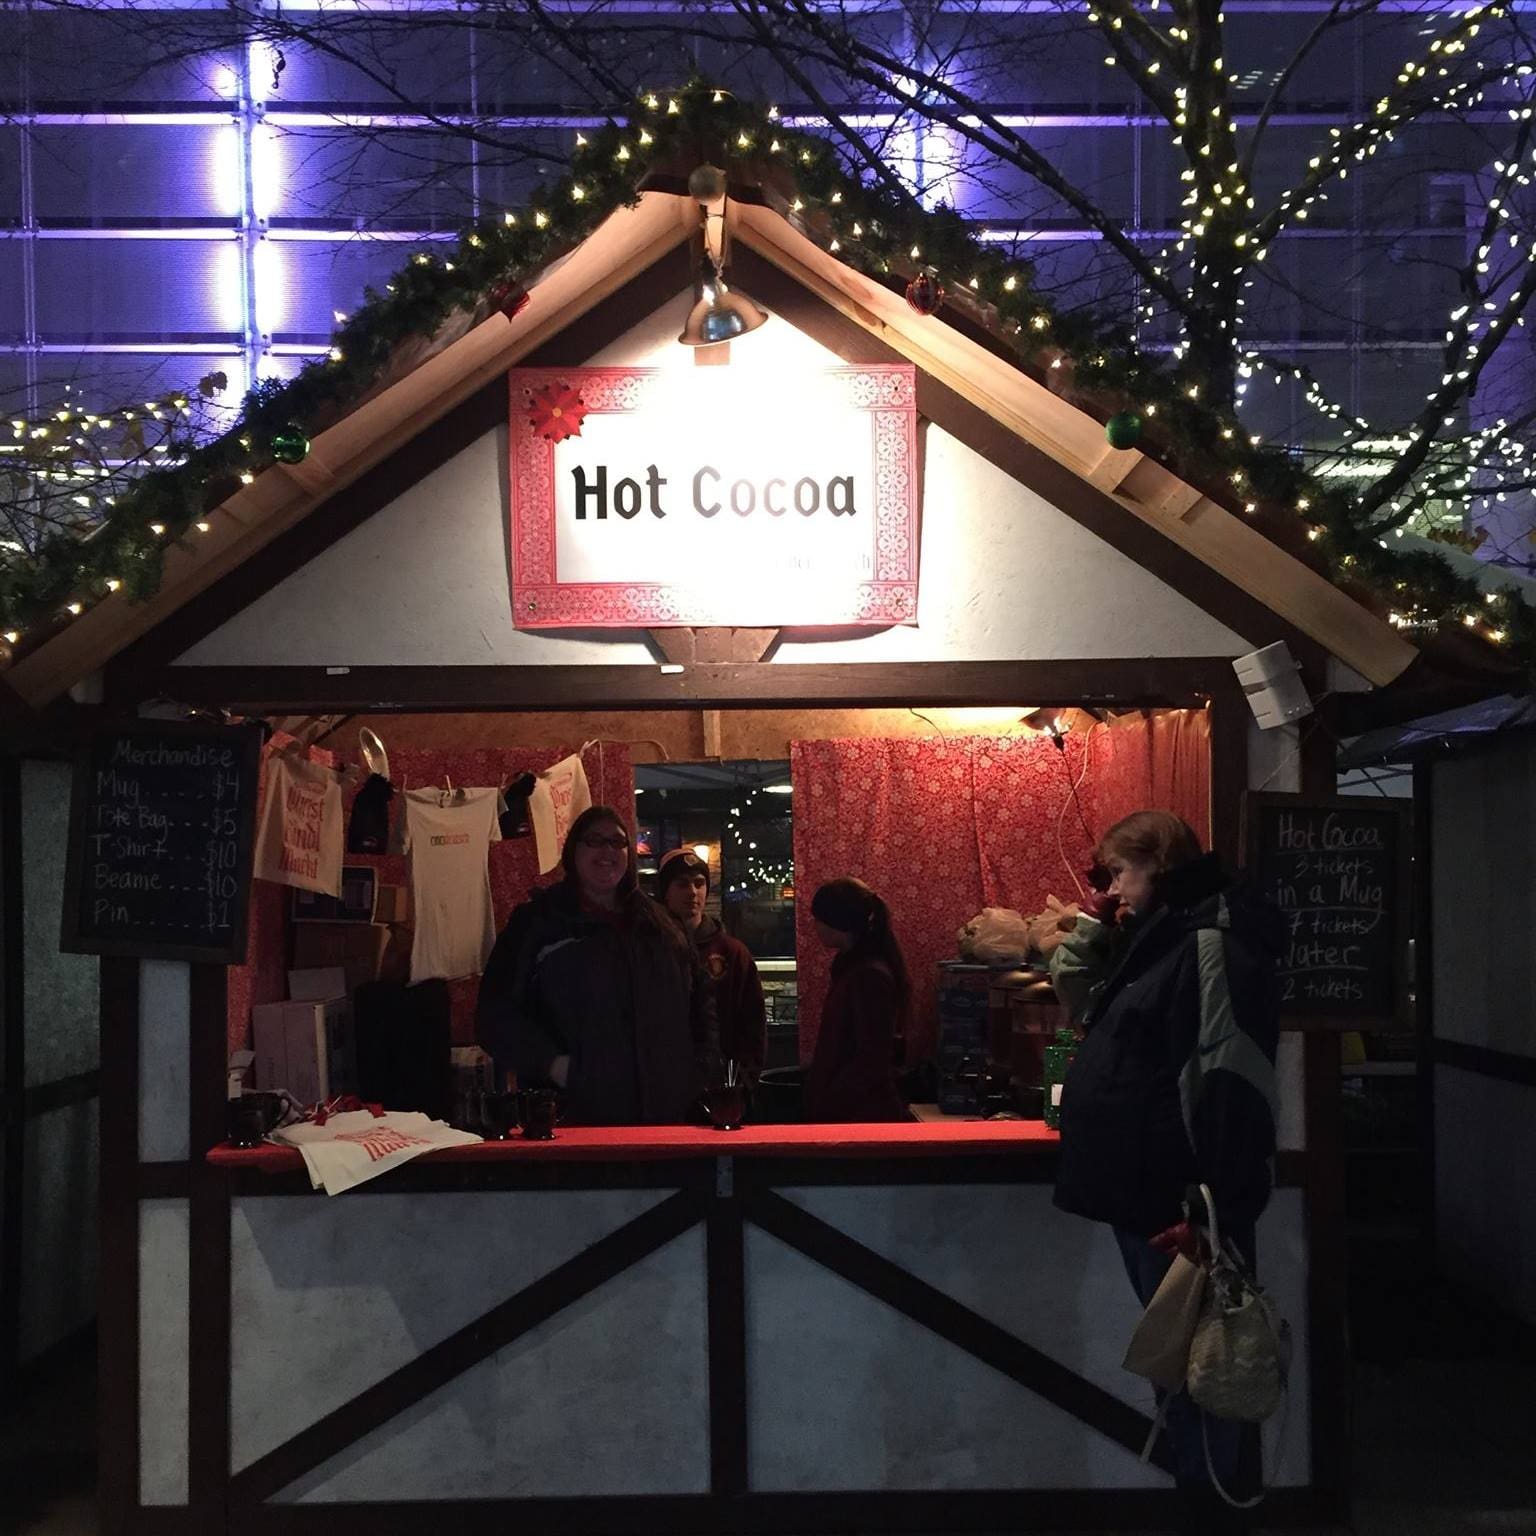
(175, 293, 1248, 669)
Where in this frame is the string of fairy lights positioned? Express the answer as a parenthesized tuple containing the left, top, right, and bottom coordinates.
(1115, 0, 1536, 567)
(1, 33, 1533, 671)
(723, 784, 794, 897)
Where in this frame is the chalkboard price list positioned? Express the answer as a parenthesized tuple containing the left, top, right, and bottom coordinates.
(1245, 793, 1407, 1024)
(63, 722, 260, 963)
(1274, 813, 1385, 1005)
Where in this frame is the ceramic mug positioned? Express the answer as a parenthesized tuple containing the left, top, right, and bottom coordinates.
(480, 1091, 520, 1141)
(518, 1089, 562, 1141)
(227, 1091, 285, 1148)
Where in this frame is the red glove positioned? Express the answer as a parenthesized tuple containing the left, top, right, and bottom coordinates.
(1080, 888, 1122, 924)
(1149, 1221, 1206, 1262)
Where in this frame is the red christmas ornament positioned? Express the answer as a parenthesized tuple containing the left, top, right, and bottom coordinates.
(491, 283, 530, 320)
(905, 271, 945, 316)
(526, 381, 588, 443)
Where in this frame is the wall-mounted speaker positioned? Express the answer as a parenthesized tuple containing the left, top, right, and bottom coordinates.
(1233, 641, 1313, 730)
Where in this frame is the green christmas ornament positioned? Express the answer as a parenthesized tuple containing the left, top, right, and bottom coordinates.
(1105, 410, 1143, 451)
(270, 424, 311, 465)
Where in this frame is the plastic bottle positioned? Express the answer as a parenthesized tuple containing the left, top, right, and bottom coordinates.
(1041, 1025, 1079, 1130)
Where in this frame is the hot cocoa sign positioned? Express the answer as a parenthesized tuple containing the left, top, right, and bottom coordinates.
(508, 365, 919, 628)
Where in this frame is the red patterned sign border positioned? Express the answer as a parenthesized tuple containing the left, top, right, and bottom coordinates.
(508, 365, 919, 629)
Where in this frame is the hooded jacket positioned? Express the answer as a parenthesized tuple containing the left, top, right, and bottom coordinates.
(689, 915, 767, 1086)
(1051, 853, 1282, 1237)
(804, 953, 911, 1123)
(475, 881, 716, 1126)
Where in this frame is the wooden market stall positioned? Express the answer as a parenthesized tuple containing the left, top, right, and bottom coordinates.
(0, 164, 1461, 1536)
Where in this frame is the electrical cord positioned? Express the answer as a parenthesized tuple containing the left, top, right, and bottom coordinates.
(1053, 721, 1101, 900)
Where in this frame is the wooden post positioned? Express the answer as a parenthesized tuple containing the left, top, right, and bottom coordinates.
(1299, 715, 1350, 1514)
(97, 955, 141, 1533)
(188, 963, 232, 1528)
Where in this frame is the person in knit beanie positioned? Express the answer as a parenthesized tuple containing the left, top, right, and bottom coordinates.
(657, 849, 766, 1089)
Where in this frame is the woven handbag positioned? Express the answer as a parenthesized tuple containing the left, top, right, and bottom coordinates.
(1185, 1184, 1292, 1424)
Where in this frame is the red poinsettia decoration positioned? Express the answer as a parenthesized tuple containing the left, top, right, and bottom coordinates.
(526, 381, 588, 443)
(490, 282, 530, 321)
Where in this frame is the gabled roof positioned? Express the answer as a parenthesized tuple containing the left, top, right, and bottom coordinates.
(4, 185, 1420, 708)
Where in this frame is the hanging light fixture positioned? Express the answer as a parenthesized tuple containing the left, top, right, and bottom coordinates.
(678, 164, 768, 348)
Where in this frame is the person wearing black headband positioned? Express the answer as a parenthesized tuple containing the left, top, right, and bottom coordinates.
(656, 849, 767, 1091)
(803, 877, 912, 1123)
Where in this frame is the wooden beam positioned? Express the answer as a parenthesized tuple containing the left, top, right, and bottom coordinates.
(1084, 443, 1144, 495)
(1145, 483, 1205, 523)
(696, 628, 779, 663)
(650, 629, 696, 665)
(126, 658, 1237, 714)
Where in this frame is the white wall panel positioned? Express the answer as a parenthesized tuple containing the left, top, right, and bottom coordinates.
(1435, 1068, 1536, 1328)
(747, 1220, 1158, 1492)
(759, 1183, 1309, 1487)
(19, 1102, 99, 1363)
(230, 1188, 671, 1471)
(140, 1200, 191, 1506)
(138, 960, 190, 1162)
(1432, 744, 1536, 1057)
(282, 1226, 709, 1502)
(21, 760, 99, 1086)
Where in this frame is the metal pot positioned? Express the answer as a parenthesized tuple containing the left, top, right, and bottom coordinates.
(752, 1065, 804, 1125)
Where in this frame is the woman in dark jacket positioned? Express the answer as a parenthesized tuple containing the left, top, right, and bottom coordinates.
(803, 878, 912, 1123)
(1046, 810, 1282, 1535)
(475, 805, 717, 1125)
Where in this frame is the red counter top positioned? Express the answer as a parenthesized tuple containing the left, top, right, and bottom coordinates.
(208, 1119, 1058, 1173)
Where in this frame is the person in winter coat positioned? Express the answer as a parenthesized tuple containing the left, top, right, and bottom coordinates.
(656, 849, 767, 1088)
(803, 878, 913, 1123)
(1042, 810, 1281, 1535)
(475, 805, 717, 1125)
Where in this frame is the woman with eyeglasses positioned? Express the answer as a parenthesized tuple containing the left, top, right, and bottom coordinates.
(476, 804, 717, 1125)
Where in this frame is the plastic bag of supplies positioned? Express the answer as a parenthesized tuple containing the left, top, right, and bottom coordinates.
(956, 907, 1033, 964)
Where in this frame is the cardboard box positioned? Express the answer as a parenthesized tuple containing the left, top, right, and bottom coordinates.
(227, 1049, 255, 1099)
(373, 883, 411, 925)
(290, 865, 378, 923)
(289, 966, 347, 1003)
(252, 997, 356, 1106)
(938, 981, 990, 1022)
(292, 921, 391, 994)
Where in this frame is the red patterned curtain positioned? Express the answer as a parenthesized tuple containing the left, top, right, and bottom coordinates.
(792, 711, 1209, 1063)
(229, 741, 633, 1053)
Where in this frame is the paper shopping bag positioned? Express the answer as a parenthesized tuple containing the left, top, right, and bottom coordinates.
(1123, 1252, 1208, 1391)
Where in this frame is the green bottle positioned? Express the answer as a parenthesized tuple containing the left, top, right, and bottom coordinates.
(1042, 1025, 1079, 1130)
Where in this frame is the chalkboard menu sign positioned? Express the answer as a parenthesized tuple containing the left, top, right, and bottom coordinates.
(61, 720, 262, 963)
(1244, 792, 1410, 1025)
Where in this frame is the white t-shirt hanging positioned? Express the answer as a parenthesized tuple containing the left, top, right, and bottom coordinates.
(253, 753, 344, 897)
(404, 788, 502, 983)
(529, 753, 593, 875)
